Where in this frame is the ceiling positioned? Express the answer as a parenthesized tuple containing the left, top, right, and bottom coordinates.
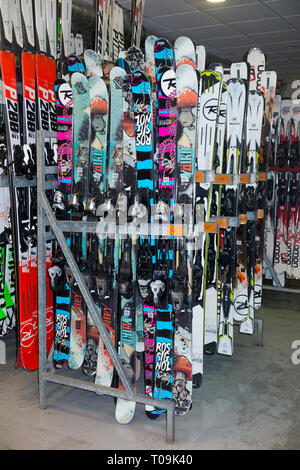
(118, 0, 300, 82)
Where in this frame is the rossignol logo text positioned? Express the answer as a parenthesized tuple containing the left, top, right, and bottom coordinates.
(203, 98, 218, 121)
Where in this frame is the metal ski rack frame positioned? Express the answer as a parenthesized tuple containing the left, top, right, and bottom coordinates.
(36, 130, 175, 444)
(263, 253, 300, 295)
(262, 168, 300, 295)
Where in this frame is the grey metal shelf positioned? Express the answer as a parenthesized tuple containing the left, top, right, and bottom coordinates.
(35, 128, 271, 444)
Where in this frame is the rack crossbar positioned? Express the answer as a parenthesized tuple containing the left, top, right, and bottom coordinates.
(263, 253, 300, 294)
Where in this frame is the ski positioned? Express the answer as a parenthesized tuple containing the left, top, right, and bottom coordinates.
(21, 0, 39, 367)
(247, 47, 265, 92)
(131, 68, 157, 415)
(95, 0, 105, 58)
(50, 3, 73, 368)
(59, 0, 72, 77)
(114, 70, 138, 424)
(217, 78, 246, 355)
(34, 0, 56, 356)
(84, 49, 103, 78)
(131, 0, 145, 49)
(0, 0, 36, 368)
(172, 62, 198, 414)
(253, 71, 277, 313)
(240, 89, 264, 335)
(273, 98, 292, 277)
(196, 70, 222, 355)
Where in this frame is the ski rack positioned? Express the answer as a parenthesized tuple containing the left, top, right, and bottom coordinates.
(36, 130, 176, 444)
(36, 128, 267, 442)
(262, 168, 300, 295)
(195, 169, 265, 346)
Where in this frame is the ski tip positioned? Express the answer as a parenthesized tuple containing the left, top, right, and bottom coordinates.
(145, 410, 165, 420)
(14, 349, 22, 369)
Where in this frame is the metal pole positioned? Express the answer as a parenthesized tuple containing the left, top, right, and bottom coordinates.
(262, 285, 300, 294)
(37, 130, 48, 410)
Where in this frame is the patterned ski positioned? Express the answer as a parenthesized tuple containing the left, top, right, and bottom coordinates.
(82, 75, 109, 376)
(68, 72, 91, 370)
(0, 48, 36, 368)
(95, 66, 125, 388)
(172, 63, 197, 415)
(114, 70, 138, 424)
(149, 38, 177, 415)
(240, 90, 264, 334)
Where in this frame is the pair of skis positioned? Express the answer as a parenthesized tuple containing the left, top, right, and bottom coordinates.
(0, 0, 57, 369)
(96, 0, 125, 62)
(272, 98, 300, 280)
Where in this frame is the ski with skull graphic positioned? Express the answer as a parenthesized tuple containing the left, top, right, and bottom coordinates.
(115, 72, 137, 425)
(94, 66, 125, 389)
(240, 89, 264, 335)
(195, 70, 222, 356)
